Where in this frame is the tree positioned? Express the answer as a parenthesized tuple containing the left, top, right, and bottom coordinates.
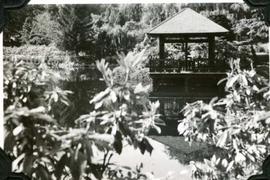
(4, 50, 161, 179)
(229, 3, 251, 20)
(3, 5, 45, 46)
(119, 4, 143, 23)
(141, 4, 164, 27)
(56, 5, 95, 55)
(178, 59, 270, 179)
(20, 11, 60, 45)
(209, 14, 235, 40)
(232, 15, 268, 71)
(4, 46, 74, 179)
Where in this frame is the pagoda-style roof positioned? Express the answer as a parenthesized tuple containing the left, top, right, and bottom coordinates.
(148, 8, 229, 36)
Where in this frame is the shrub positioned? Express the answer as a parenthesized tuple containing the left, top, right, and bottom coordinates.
(112, 52, 153, 92)
(4, 51, 73, 179)
(178, 59, 270, 179)
(4, 50, 161, 180)
(4, 45, 74, 82)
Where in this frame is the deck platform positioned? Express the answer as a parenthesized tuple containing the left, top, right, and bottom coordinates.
(149, 69, 226, 98)
(150, 71, 226, 76)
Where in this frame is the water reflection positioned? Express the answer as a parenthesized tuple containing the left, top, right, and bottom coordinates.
(64, 67, 214, 179)
(64, 68, 215, 134)
(149, 97, 212, 135)
(111, 138, 193, 180)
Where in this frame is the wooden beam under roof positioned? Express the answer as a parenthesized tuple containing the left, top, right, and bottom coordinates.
(164, 37, 209, 43)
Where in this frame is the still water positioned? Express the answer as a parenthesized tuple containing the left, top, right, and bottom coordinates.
(111, 138, 193, 180)
(65, 67, 216, 135)
(63, 67, 217, 179)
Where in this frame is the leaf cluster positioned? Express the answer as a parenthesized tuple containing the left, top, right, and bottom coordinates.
(4, 50, 161, 180)
(178, 59, 270, 179)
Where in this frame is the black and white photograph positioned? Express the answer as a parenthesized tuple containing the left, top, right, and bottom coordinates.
(1, 1, 270, 180)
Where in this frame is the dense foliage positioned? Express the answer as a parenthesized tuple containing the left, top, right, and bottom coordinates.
(4, 49, 161, 180)
(4, 3, 268, 62)
(178, 60, 270, 179)
(4, 45, 74, 84)
(3, 3, 269, 180)
(4, 50, 74, 178)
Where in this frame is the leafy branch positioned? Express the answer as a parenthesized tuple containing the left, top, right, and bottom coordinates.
(178, 59, 270, 180)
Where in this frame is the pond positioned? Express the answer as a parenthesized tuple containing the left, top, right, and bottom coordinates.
(111, 138, 193, 180)
(62, 67, 216, 179)
(64, 66, 221, 135)
(111, 136, 212, 180)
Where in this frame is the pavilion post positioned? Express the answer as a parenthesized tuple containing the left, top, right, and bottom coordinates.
(208, 36, 215, 71)
(158, 36, 165, 71)
(185, 39, 188, 71)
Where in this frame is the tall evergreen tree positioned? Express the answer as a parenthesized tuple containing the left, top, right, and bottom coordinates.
(56, 5, 95, 55)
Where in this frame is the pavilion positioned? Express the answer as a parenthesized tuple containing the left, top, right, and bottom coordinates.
(147, 8, 230, 97)
(147, 8, 229, 73)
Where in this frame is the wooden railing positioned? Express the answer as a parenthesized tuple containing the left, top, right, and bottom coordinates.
(148, 57, 228, 73)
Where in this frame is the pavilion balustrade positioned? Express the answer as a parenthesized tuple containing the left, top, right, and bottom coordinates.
(149, 56, 226, 73)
